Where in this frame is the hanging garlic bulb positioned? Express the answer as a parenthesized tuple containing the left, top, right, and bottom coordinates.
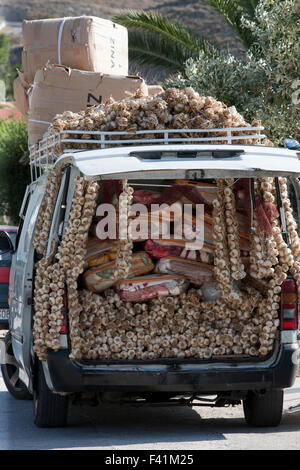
(269, 178, 293, 277)
(278, 177, 300, 291)
(33, 257, 53, 360)
(212, 180, 232, 297)
(111, 179, 134, 281)
(33, 167, 62, 255)
(249, 180, 272, 279)
(32, 174, 99, 361)
(224, 179, 246, 280)
(258, 178, 279, 276)
(33, 171, 291, 362)
(65, 178, 99, 360)
(74, 283, 275, 361)
(212, 180, 243, 307)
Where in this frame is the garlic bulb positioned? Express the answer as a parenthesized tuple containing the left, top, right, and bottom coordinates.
(213, 180, 232, 298)
(39, 88, 268, 158)
(224, 179, 245, 280)
(111, 180, 134, 281)
(73, 286, 274, 360)
(278, 177, 300, 291)
(212, 179, 243, 307)
(35, 171, 300, 362)
(33, 175, 99, 361)
(33, 167, 62, 255)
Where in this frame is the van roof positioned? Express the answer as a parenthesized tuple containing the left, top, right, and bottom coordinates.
(55, 144, 300, 180)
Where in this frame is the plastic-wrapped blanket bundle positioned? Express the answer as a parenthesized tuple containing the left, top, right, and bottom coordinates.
(155, 256, 214, 286)
(144, 239, 184, 259)
(84, 238, 118, 268)
(175, 180, 218, 207)
(83, 251, 154, 293)
(144, 239, 215, 264)
(115, 275, 189, 302)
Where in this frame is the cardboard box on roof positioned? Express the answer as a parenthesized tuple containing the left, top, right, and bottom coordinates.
(28, 64, 148, 146)
(13, 71, 31, 117)
(22, 16, 128, 84)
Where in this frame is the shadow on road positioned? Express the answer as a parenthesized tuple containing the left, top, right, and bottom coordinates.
(1, 386, 300, 450)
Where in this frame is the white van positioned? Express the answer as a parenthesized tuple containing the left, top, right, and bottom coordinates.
(1, 126, 299, 427)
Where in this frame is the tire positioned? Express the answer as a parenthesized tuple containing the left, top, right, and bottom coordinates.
(243, 389, 283, 427)
(1, 332, 32, 400)
(33, 360, 69, 428)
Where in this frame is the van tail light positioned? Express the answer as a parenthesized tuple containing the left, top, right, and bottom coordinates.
(60, 311, 67, 334)
(281, 279, 298, 330)
(60, 286, 68, 334)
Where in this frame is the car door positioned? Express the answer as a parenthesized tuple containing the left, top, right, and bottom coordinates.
(9, 177, 46, 390)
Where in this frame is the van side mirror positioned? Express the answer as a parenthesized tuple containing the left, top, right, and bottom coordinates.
(0, 231, 14, 253)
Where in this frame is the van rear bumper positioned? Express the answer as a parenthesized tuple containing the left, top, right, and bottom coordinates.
(46, 343, 299, 394)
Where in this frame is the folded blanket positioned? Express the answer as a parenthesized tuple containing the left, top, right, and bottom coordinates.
(115, 274, 189, 301)
(155, 256, 214, 286)
(83, 252, 154, 293)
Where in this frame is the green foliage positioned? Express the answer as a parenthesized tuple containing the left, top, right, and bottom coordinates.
(236, 0, 260, 16)
(206, 0, 258, 48)
(128, 31, 194, 72)
(0, 119, 30, 223)
(0, 33, 17, 100)
(242, 0, 300, 105)
(168, 51, 266, 117)
(114, 10, 212, 53)
(167, 0, 300, 145)
(113, 10, 216, 73)
(113, 2, 260, 74)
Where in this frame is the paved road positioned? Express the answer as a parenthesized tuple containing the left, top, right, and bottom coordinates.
(0, 369, 300, 450)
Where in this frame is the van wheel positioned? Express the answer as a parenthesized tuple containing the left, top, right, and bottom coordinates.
(1, 332, 32, 400)
(33, 361, 68, 428)
(243, 389, 283, 427)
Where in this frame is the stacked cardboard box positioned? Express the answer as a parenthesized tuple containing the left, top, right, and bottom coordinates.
(27, 65, 147, 146)
(21, 16, 129, 83)
(13, 15, 148, 146)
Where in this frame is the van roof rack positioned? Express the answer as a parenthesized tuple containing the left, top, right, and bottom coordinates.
(29, 126, 265, 182)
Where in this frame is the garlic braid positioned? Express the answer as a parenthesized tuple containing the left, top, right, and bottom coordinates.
(278, 177, 300, 291)
(212, 180, 243, 307)
(111, 179, 134, 280)
(213, 180, 231, 295)
(249, 180, 269, 279)
(62, 177, 99, 360)
(33, 176, 99, 361)
(224, 179, 245, 280)
(33, 167, 62, 256)
(33, 257, 54, 360)
(271, 178, 294, 276)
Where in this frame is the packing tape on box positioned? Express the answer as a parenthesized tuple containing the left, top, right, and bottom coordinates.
(57, 18, 67, 65)
(29, 119, 52, 125)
